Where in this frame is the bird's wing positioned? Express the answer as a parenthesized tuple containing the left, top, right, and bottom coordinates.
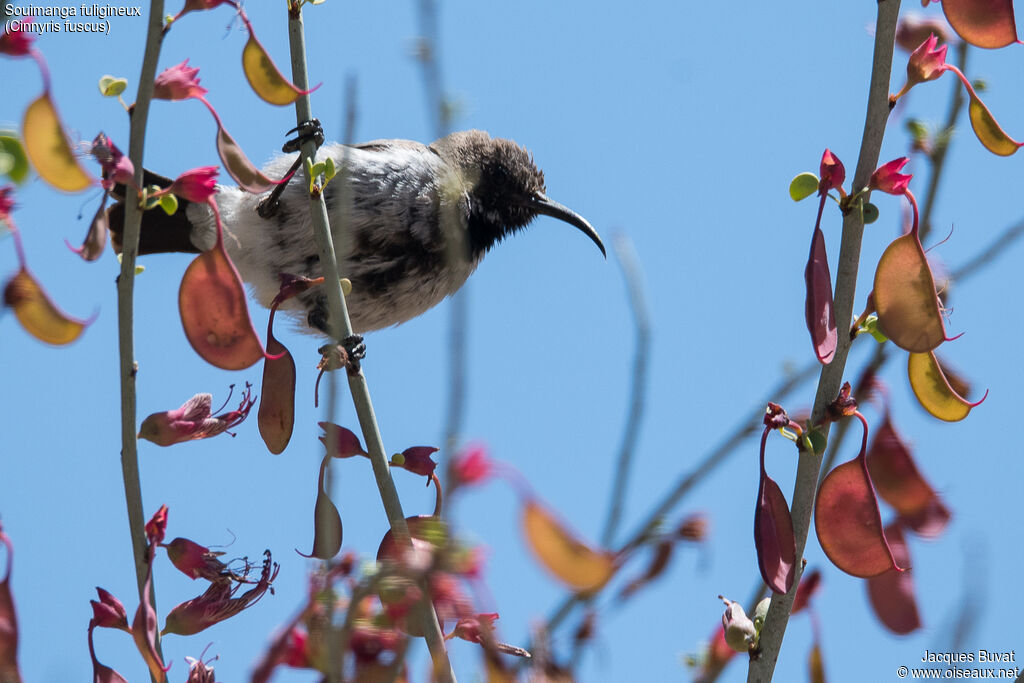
(348, 139, 440, 157)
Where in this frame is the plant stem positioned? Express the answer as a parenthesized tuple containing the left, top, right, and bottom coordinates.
(747, 1, 900, 680)
(533, 361, 816, 645)
(117, 0, 165, 673)
(413, 0, 466, 496)
(599, 233, 651, 547)
(283, 4, 455, 680)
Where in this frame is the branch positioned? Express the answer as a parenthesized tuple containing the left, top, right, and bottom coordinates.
(413, 0, 467, 495)
(600, 233, 651, 547)
(117, 0, 165, 673)
(747, 1, 901, 680)
(282, 4, 454, 680)
(532, 360, 817, 645)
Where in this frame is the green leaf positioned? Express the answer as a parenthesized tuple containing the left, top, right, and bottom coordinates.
(862, 202, 879, 224)
(323, 156, 336, 181)
(98, 75, 128, 97)
(0, 134, 30, 184)
(805, 429, 827, 456)
(789, 172, 819, 202)
(159, 193, 179, 216)
(861, 315, 888, 344)
(0, 152, 12, 176)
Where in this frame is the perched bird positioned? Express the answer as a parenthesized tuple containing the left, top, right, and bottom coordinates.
(109, 129, 604, 334)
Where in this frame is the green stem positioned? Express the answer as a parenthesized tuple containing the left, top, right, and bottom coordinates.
(747, 1, 901, 680)
(283, 4, 455, 680)
(117, 1, 165, 676)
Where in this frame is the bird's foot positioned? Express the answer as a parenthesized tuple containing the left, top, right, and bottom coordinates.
(282, 118, 324, 153)
(316, 335, 365, 378)
(257, 119, 326, 219)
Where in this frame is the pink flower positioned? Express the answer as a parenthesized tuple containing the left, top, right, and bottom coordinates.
(0, 187, 14, 220)
(0, 19, 34, 56)
(153, 59, 208, 100)
(163, 551, 278, 636)
(90, 133, 135, 189)
(171, 0, 237, 22)
(451, 442, 493, 486)
(170, 166, 219, 203)
(90, 587, 130, 631)
(163, 537, 230, 581)
(870, 157, 912, 195)
(906, 34, 948, 88)
(138, 384, 255, 447)
(448, 613, 499, 644)
(393, 446, 438, 481)
(145, 504, 168, 547)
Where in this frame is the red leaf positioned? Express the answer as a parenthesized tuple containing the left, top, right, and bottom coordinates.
(866, 523, 921, 635)
(257, 304, 295, 455)
(867, 416, 951, 537)
(815, 417, 901, 578)
(754, 427, 796, 594)
(805, 223, 837, 364)
(0, 526, 21, 683)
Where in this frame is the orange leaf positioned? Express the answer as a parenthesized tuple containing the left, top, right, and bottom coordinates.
(873, 232, 949, 353)
(297, 457, 342, 560)
(3, 268, 91, 345)
(216, 126, 279, 194)
(809, 642, 826, 683)
(241, 33, 313, 106)
(179, 241, 266, 370)
(22, 93, 92, 192)
(942, 0, 1018, 49)
(908, 351, 987, 422)
(522, 499, 615, 593)
(968, 92, 1022, 157)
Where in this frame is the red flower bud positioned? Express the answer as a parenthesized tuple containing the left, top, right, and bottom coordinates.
(170, 166, 219, 203)
(153, 59, 208, 100)
(870, 157, 912, 195)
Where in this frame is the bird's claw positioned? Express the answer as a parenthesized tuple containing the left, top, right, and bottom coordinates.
(316, 335, 365, 376)
(282, 118, 324, 153)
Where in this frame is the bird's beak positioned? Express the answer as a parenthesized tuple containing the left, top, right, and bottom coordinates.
(527, 193, 606, 258)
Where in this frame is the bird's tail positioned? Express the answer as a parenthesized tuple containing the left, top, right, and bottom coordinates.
(107, 168, 201, 255)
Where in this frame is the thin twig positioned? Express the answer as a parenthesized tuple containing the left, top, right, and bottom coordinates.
(747, 2, 901, 680)
(532, 361, 817, 645)
(413, 0, 465, 495)
(600, 233, 651, 547)
(117, 0, 165, 674)
(283, 3, 455, 680)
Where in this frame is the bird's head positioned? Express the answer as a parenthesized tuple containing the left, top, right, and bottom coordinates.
(432, 130, 605, 259)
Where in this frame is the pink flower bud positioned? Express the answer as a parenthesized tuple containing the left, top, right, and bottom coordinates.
(0, 19, 34, 56)
(153, 59, 208, 100)
(170, 166, 219, 203)
(0, 187, 14, 220)
(818, 149, 846, 194)
(906, 34, 948, 88)
(869, 157, 912, 195)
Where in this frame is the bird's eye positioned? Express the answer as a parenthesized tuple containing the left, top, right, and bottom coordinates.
(491, 165, 509, 186)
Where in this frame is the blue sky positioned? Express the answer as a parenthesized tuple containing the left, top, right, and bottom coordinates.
(2, 1, 1023, 681)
